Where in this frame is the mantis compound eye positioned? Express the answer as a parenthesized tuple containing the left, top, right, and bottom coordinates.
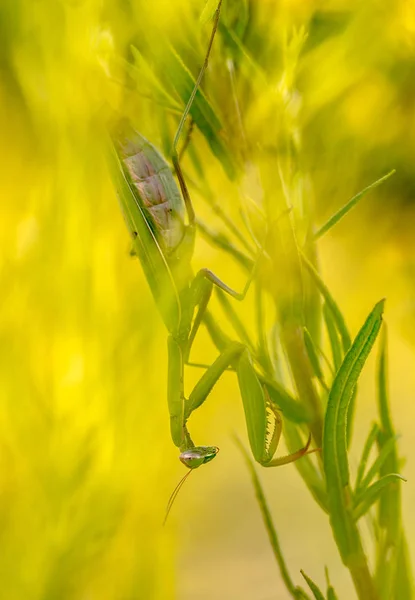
(179, 446, 219, 469)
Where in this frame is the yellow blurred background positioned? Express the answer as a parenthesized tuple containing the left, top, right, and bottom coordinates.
(1, 0, 415, 598)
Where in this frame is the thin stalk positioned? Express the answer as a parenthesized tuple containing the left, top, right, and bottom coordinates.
(280, 322, 323, 450)
(236, 437, 311, 600)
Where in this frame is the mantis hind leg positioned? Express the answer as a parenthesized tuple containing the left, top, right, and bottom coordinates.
(184, 261, 259, 364)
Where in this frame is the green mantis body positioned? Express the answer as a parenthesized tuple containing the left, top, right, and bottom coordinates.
(110, 1, 315, 479)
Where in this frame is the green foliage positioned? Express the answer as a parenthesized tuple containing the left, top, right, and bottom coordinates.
(300, 570, 325, 600)
(314, 171, 396, 240)
(3, 0, 413, 598)
(323, 301, 384, 560)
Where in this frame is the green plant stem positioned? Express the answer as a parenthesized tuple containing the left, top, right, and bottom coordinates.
(236, 438, 311, 600)
(203, 311, 380, 599)
(349, 561, 379, 600)
(280, 322, 323, 449)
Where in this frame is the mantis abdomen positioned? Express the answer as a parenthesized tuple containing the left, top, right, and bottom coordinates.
(117, 126, 186, 255)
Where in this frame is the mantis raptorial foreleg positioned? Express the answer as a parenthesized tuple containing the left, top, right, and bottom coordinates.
(169, 333, 314, 467)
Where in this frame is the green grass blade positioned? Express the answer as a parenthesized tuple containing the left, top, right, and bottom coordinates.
(216, 289, 254, 349)
(218, 22, 266, 83)
(130, 46, 182, 112)
(302, 240, 323, 351)
(303, 327, 325, 385)
(355, 423, 380, 489)
(255, 284, 275, 377)
(236, 439, 311, 600)
(325, 567, 339, 600)
(327, 587, 339, 600)
(300, 570, 325, 600)
(330, 300, 384, 486)
(393, 534, 415, 600)
(323, 301, 357, 447)
(301, 253, 351, 352)
(356, 436, 399, 499)
(374, 327, 414, 597)
(200, 0, 219, 24)
(223, 0, 250, 40)
(314, 170, 396, 240)
(323, 302, 342, 372)
(197, 220, 254, 271)
(163, 45, 237, 179)
(323, 300, 384, 561)
(284, 421, 328, 513)
(376, 326, 401, 536)
(353, 474, 406, 521)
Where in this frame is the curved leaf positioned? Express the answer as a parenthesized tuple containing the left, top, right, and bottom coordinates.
(323, 300, 384, 560)
(300, 570, 325, 600)
(314, 171, 396, 240)
(353, 474, 406, 521)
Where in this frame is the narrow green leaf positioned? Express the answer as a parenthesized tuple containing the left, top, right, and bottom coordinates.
(302, 239, 323, 352)
(323, 299, 357, 448)
(323, 300, 384, 560)
(300, 571, 325, 600)
(330, 300, 384, 486)
(197, 220, 253, 271)
(353, 474, 406, 521)
(324, 567, 339, 600)
(327, 586, 339, 600)
(356, 435, 399, 500)
(393, 534, 415, 600)
(255, 284, 275, 378)
(355, 423, 380, 489)
(303, 327, 325, 384)
(216, 289, 254, 349)
(162, 45, 237, 179)
(376, 326, 401, 536)
(314, 170, 396, 240)
(218, 21, 266, 82)
(284, 421, 328, 513)
(200, 0, 219, 25)
(187, 141, 205, 180)
(374, 327, 414, 597)
(129, 46, 182, 112)
(377, 327, 394, 437)
(223, 0, 250, 40)
(301, 253, 351, 353)
(202, 310, 233, 352)
(346, 387, 357, 450)
(323, 302, 342, 372)
(236, 439, 311, 600)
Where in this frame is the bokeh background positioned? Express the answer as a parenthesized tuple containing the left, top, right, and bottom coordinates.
(1, 0, 415, 598)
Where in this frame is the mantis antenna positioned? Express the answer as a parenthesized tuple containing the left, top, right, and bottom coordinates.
(163, 469, 194, 526)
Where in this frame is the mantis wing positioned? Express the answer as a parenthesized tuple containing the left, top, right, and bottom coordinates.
(108, 140, 181, 334)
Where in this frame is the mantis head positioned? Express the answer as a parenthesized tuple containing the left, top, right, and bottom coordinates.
(179, 445, 219, 469)
(163, 446, 219, 526)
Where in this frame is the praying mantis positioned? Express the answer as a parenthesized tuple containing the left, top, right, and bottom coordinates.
(109, 0, 317, 510)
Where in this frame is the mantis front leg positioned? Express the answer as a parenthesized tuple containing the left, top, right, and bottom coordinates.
(168, 333, 315, 470)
